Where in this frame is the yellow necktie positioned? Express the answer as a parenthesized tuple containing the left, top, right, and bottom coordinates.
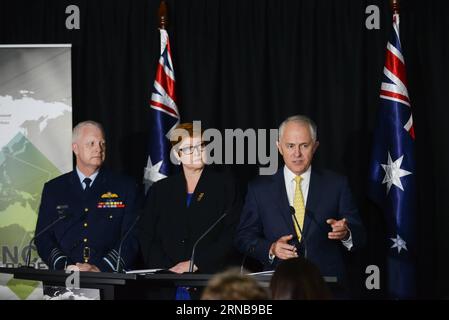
(293, 175, 305, 241)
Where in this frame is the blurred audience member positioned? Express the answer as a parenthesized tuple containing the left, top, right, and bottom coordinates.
(270, 257, 332, 300)
(202, 268, 268, 300)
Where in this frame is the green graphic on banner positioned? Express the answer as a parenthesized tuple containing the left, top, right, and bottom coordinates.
(6, 278, 40, 300)
(0, 132, 61, 266)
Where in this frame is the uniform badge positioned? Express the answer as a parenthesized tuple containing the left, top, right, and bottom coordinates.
(197, 192, 205, 202)
(97, 200, 125, 209)
(101, 192, 119, 199)
(98, 192, 125, 208)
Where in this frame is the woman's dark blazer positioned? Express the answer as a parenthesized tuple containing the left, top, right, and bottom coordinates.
(139, 167, 242, 273)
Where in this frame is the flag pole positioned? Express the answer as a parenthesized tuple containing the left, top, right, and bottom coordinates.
(158, 0, 168, 30)
(144, 0, 179, 192)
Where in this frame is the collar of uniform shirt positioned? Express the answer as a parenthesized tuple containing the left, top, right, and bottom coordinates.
(76, 167, 100, 190)
(283, 164, 312, 207)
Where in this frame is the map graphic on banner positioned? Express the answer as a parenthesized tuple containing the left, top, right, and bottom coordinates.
(0, 45, 72, 299)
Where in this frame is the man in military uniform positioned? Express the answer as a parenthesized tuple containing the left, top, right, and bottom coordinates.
(35, 120, 139, 272)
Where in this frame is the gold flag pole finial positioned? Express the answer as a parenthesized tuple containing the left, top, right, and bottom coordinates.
(158, 0, 168, 29)
(390, 0, 400, 14)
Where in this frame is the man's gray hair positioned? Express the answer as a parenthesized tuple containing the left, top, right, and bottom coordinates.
(278, 115, 317, 142)
(72, 120, 105, 143)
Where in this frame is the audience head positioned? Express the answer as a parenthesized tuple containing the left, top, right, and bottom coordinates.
(270, 257, 332, 300)
(202, 268, 269, 300)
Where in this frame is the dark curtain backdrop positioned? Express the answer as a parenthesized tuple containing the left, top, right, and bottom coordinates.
(1, 0, 448, 298)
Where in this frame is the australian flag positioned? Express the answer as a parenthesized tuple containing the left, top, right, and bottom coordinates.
(368, 14, 416, 299)
(144, 28, 180, 193)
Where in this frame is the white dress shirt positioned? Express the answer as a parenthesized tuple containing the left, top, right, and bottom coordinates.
(76, 167, 100, 190)
(284, 165, 312, 208)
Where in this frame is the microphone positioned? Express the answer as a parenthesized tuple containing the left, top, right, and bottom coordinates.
(240, 240, 258, 275)
(289, 206, 307, 259)
(25, 205, 70, 268)
(115, 215, 140, 273)
(189, 212, 227, 273)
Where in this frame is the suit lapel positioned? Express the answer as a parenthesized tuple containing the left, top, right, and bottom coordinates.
(170, 171, 190, 231)
(304, 168, 321, 239)
(87, 168, 106, 202)
(272, 169, 296, 236)
(69, 170, 85, 199)
(188, 167, 209, 212)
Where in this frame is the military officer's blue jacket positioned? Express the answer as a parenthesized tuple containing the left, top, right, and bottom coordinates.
(35, 168, 140, 272)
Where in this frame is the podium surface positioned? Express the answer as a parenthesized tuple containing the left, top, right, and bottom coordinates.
(0, 267, 337, 300)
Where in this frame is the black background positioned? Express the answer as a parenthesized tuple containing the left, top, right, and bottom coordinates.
(1, 0, 448, 298)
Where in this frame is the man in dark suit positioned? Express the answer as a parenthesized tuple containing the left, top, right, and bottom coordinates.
(235, 115, 365, 287)
(35, 121, 139, 272)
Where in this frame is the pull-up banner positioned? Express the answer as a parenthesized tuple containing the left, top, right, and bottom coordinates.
(0, 44, 72, 299)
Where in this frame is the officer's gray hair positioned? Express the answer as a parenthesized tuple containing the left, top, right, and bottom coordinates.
(72, 121, 105, 143)
(278, 115, 317, 142)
